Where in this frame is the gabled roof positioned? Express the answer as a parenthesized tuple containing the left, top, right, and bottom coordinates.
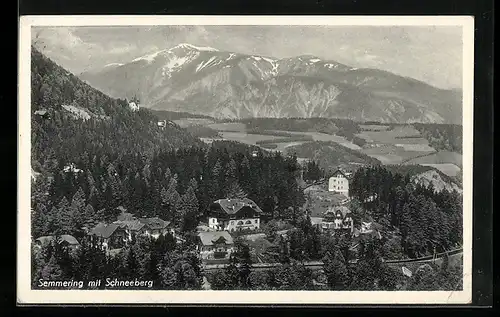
(116, 206, 128, 213)
(90, 223, 123, 239)
(324, 206, 351, 218)
(331, 169, 348, 178)
(198, 231, 234, 246)
(138, 217, 171, 230)
(310, 217, 323, 226)
(35, 235, 79, 246)
(34, 110, 49, 115)
(212, 198, 263, 215)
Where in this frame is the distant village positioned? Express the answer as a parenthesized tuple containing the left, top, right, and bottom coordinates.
(33, 168, 383, 266)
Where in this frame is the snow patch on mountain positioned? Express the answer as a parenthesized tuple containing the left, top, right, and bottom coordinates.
(196, 56, 219, 72)
(309, 59, 321, 63)
(161, 54, 197, 77)
(132, 50, 167, 63)
(104, 63, 124, 68)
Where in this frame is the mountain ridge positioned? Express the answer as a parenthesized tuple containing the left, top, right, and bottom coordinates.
(78, 43, 462, 124)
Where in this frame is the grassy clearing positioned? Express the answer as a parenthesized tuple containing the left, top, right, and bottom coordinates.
(207, 122, 247, 131)
(359, 124, 391, 131)
(361, 144, 433, 164)
(173, 118, 216, 128)
(256, 136, 314, 145)
(218, 131, 280, 145)
(356, 125, 429, 145)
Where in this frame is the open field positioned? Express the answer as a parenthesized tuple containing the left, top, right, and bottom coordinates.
(361, 144, 434, 165)
(273, 130, 361, 150)
(359, 124, 391, 131)
(218, 131, 284, 144)
(173, 118, 216, 128)
(356, 125, 428, 144)
(395, 143, 435, 152)
(404, 150, 463, 167)
(207, 122, 247, 131)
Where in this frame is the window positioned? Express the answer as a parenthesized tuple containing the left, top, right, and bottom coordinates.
(255, 219, 258, 224)
(245, 220, 252, 225)
(230, 221, 234, 225)
(237, 221, 244, 226)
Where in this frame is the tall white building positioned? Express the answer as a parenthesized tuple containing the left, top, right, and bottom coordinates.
(328, 169, 350, 197)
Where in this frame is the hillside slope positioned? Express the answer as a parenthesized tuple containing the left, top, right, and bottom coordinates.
(284, 140, 381, 172)
(78, 43, 462, 124)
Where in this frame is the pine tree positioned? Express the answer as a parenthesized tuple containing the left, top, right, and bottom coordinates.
(70, 187, 87, 235)
(164, 178, 181, 223)
(323, 249, 349, 290)
(225, 182, 247, 200)
(177, 185, 199, 232)
(41, 254, 63, 283)
(55, 196, 73, 235)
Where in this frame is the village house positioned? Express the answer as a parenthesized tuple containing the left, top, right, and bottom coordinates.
(89, 222, 129, 251)
(208, 198, 263, 232)
(89, 211, 174, 251)
(352, 220, 382, 240)
(320, 206, 354, 233)
(34, 235, 80, 252)
(113, 211, 174, 240)
(328, 169, 350, 197)
(34, 109, 51, 119)
(196, 231, 235, 262)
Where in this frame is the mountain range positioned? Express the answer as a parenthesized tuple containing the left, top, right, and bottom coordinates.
(79, 43, 462, 124)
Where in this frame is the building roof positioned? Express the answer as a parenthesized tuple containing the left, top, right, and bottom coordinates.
(139, 217, 171, 230)
(34, 109, 49, 115)
(324, 206, 351, 218)
(331, 169, 348, 178)
(35, 235, 79, 246)
(116, 206, 128, 213)
(90, 223, 122, 239)
(198, 231, 234, 246)
(212, 198, 263, 215)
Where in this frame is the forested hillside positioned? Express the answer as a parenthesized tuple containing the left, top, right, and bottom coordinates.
(285, 141, 381, 172)
(31, 48, 305, 241)
(413, 123, 462, 153)
(31, 47, 202, 169)
(350, 166, 462, 258)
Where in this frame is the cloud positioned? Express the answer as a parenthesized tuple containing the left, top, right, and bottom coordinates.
(32, 25, 463, 89)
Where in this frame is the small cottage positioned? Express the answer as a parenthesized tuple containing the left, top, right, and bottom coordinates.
(34, 235, 80, 251)
(197, 231, 234, 261)
(89, 223, 128, 251)
(321, 206, 353, 233)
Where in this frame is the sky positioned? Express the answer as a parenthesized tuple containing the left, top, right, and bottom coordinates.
(32, 25, 463, 90)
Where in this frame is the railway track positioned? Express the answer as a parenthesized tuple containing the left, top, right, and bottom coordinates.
(202, 248, 463, 272)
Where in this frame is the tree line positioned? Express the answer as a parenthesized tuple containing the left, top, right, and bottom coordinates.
(349, 166, 463, 258)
